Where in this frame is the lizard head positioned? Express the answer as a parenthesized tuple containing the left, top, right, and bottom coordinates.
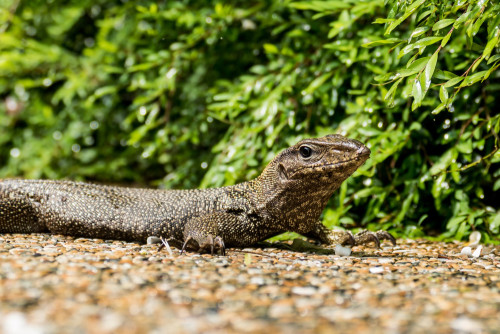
(258, 134, 370, 224)
(270, 134, 370, 185)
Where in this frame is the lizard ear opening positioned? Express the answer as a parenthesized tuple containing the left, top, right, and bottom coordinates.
(278, 163, 288, 181)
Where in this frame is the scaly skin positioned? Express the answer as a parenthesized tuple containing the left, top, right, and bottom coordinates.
(0, 134, 395, 254)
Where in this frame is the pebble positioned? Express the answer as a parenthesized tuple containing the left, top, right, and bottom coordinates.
(0, 234, 499, 333)
(369, 266, 384, 274)
(291, 286, 317, 296)
(335, 244, 352, 256)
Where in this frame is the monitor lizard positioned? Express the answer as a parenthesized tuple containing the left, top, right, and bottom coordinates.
(0, 134, 395, 254)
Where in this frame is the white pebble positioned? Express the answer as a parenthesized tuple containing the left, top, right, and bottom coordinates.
(291, 286, 317, 296)
(460, 246, 472, 256)
(468, 231, 481, 246)
(146, 236, 161, 244)
(2, 312, 43, 334)
(472, 245, 482, 258)
(369, 267, 384, 274)
(335, 245, 352, 256)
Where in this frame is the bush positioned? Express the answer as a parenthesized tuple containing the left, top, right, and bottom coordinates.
(0, 0, 498, 241)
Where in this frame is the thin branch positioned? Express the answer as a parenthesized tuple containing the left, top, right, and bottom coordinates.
(440, 146, 498, 175)
(0, 0, 20, 33)
(456, 107, 484, 144)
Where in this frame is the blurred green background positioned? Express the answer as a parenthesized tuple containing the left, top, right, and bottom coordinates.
(0, 0, 499, 241)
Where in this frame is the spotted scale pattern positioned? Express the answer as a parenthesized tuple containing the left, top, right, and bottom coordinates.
(0, 134, 376, 251)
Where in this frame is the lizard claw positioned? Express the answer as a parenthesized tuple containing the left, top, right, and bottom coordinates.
(214, 236, 225, 256)
(374, 230, 397, 246)
(339, 231, 356, 246)
(198, 235, 225, 255)
(181, 235, 193, 255)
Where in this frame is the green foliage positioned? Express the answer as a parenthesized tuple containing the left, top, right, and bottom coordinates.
(0, 0, 498, 241)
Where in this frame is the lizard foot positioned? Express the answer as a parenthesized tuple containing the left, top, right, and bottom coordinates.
(353, 229, 396, 248)
(306, 223, 396, 249)
(181, 234, 226, 256)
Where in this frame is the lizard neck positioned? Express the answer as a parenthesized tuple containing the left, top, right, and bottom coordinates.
(251, 164, 338, 233)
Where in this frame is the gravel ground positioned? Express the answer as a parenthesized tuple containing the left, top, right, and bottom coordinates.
(0, 234, 499, 334)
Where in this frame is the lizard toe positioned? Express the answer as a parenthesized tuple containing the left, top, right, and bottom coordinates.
(353, 229, 396, 248)
(215, 236, 225, 256)
(198, 235, 226, 255)
(354, 230, 380, 248)
(374, 230, 397, 246)
(182, 233, 226, 256)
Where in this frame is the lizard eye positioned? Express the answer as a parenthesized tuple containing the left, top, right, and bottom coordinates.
(299, 146, 312, 158)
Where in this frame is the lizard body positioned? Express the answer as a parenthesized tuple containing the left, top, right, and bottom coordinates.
(0, 134, 394, 253)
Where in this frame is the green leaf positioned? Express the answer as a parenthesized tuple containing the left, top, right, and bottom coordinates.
(490, 213, 500, 234)
(432, 19, 455, 31)
(460, 71, 488, 87)
(441, 31, 452, 47)
(431, 102, 446, 115)
(434, 69, 458, 80)
(385, 0, 426, 35)
(419, 51, 438, 96)
(469, 10, 489, 38)
(263, 43, 279, 54)
(289, 1, 351, 11)
(483, 29, 500, 60)
(412, 79, 423, 110)
(373, 18, 394, 24)
(429, 149, 454, 175)
(413, 36, 444, 49)
(439, 85, 448, 103)
(483, 62, 500, 81)
(487, 54, 500, 65)
(399, 56, 429, 77)
(384, 77, 403, 107)
(408, 26, 431, 42)
(456, 139, 473, 154)
(417, 9, 433, 23)
(373, 72, 394, 82)
(454, 9, 471, 28)
(471, 55, 483, 72)
(127, 62, 160, 72)
(494, 179, 500, 192)
(443, 77, 464, 88)
(302, 72, 333, 95)
(362, 38, 401, 48)
(398, 44, 416, 58)
(93, 86, 117, 99)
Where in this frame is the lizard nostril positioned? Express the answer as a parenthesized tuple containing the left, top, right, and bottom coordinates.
(358, 145, 370, 156)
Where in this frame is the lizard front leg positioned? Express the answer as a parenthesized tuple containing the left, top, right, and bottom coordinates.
(181, 212, 236, 255)
(304, 221, 396, 248)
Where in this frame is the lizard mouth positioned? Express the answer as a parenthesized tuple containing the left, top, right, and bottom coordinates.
(290, 155, 369, 178)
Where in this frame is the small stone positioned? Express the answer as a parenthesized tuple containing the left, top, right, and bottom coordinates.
(2, 312, 43, 334)
(146, 236, 161, 244)
(468, 231, 481, 246)
(450, 317, 483, 333)
(268, 303, 294, 318)
(291, 286, 316, 296)
(472, 245, 482, 258)
(369, 266, 384, 274)
(335, 245, 352, 256)
(461, 246, 472, 256)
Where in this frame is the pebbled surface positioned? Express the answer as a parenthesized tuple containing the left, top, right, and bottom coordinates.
(0, 235, 499, 334)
